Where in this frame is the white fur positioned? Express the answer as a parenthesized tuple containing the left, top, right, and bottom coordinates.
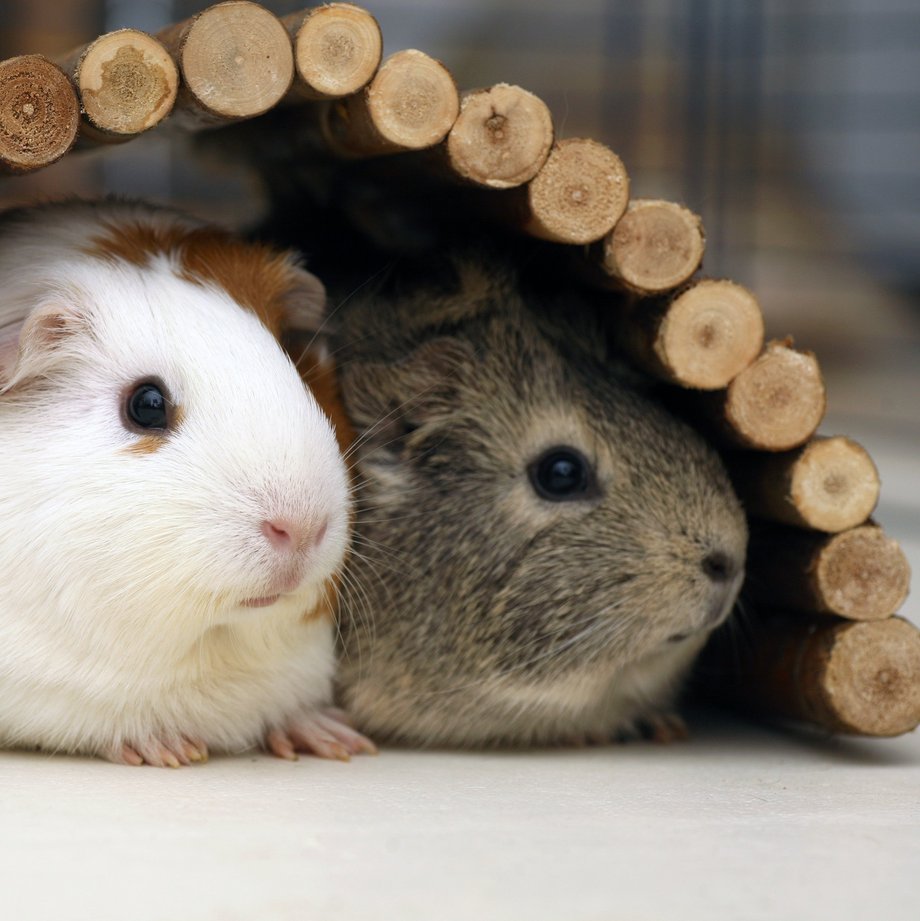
(0, 201, 350, 759)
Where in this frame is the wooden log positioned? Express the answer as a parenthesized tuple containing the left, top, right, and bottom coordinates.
(746, 523, 911, 621)
(730, 436, 880, 532)
(322, 49, 459, 157)
(514, 138, 629, 244)
(0, 55, 79, 173)
(282, 3, 381, 101)
(717, 615, 920, 737)
(611, 279, 764, 390)
(58, 30, 178, 143)
(443, 84, 553, 189)
(158, 0, 294, 128)
(689, 339, 826, 451)
(596, 199, 705, 294)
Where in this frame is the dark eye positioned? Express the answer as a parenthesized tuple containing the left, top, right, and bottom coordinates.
(126, 383, 168, 430)
(529, 447, 593, 501)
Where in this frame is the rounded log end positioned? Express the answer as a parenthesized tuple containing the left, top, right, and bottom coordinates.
(525, 138, 629, 244)
(0, 55, 79, 172)
(292, 3, 382, 99)
(725, 341, 826, 451)
(181, 0, 294, 120)
(603, 199, 705, 293)
(823, 618, 920, 736)
(446, 83, 553, 188)
(78, 30, 178, 135)
(657, 279, 764, 389)
(818, 526, 912, 620)
(365, 49, 459, 151)
(791, 437, 881, 532)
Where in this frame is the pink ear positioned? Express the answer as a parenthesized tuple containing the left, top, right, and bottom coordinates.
(0, 302, 86, 393)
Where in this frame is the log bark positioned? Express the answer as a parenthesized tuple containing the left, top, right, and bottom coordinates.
(442, 83, 553, 188)
(713, 614, 920, 737)
(597, 199, 705, 294)
(283, 3, 381, 101)
(58, 30, 178, 143)
(611, 278, 763, 389)
(513, 138, 629, 244)
(689, 339, 826, 451)
(0, 55, 79, 173)
(322, 49, 459, 157)
(158, 1, 293, 128)
(729, 436, 880, 532)
(746, 523, 911, 620)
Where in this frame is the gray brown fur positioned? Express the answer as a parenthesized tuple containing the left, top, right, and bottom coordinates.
(332, 254, 747, 747)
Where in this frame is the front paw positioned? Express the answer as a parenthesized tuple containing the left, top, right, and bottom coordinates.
(266, 707, 378, 762)
(107, 736, 209, 768)
(615, 711, 690, 744)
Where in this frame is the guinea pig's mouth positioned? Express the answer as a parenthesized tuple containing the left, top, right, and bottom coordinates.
(240, 594, 282, 609)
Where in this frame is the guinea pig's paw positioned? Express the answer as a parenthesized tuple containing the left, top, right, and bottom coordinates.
(109, 736, 209, 768)
(265, 708, 378, 762)
(615, 711, 690, 745)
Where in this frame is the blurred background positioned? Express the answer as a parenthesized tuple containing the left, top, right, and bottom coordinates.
(1, 0, 918, 552)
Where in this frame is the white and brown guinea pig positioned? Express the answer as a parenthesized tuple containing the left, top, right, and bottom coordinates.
(331, 249, 749, 748)
(0, 199, 374, 766)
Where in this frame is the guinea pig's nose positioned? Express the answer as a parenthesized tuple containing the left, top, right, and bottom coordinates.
(260, 518, 328, 554)
(701, 550, 737, 584)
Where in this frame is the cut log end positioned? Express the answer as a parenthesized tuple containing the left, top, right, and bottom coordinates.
(445, 83, 553, 189)
(816, 526, 911, 620)
(286, 3, 382, 100)
(524, 138, 629, 244)
(168, 0, 294, 122)
(326, 49, 459, 156)
(74, 30, 178, 136)
(821, 618, 920, 736)
(602, 199, 705, 293)
(746, 523, 911, 621)
(723, 340, 826, 451)
(653, 279, 764, 389)
(0, 55, 79, 172)
(790, 437, 881, 532)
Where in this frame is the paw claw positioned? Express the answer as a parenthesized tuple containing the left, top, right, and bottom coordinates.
(267, 708, 376, 762)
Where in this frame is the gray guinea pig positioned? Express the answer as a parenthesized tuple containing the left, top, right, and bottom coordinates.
(331, 254, 748, 747)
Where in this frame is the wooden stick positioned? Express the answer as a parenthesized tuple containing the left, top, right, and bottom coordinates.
(515, 138, 629, 244)
(746, 523, 911, 621)
(0, 55, 79, 173)
(282, 4, 381, 101)
(443, 84, 553, 189)
(597, 199, 705, 294)
(58, 30, 178, 143)
(715, 615, 920, 737)
(689, 339, 826, 451)
(610, 279, 764, 389)
(322, 49, 459, 157)
(729, 436, 880, 532)
(158, 0, 293, 128)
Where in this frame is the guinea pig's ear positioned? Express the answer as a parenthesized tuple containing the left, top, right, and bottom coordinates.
(340, 337, 474, 454)
(0, 301, 87, 394)
(278, 262, 327, 335)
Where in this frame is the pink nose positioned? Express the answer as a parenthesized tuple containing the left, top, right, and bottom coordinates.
(260, 518, 328, 553)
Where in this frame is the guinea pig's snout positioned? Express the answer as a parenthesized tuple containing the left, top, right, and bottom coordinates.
(700, 545, 745, 629)
(701, 550, 738, 584)
(260, 517, 328, 556)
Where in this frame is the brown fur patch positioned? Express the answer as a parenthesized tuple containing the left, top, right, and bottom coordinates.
(302, 586, 337, 625)
(297, 352, 356, 453)
(120, 404, 184, 456)
(87, 221, 299, 336)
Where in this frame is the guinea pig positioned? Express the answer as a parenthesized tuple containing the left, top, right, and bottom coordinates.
(330, 252, 748, 747)
(0, 199, 374, 766)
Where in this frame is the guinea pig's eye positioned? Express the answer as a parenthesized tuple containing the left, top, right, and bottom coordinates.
(125, 382, 169, 431)
(528, 447, 593, 502)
